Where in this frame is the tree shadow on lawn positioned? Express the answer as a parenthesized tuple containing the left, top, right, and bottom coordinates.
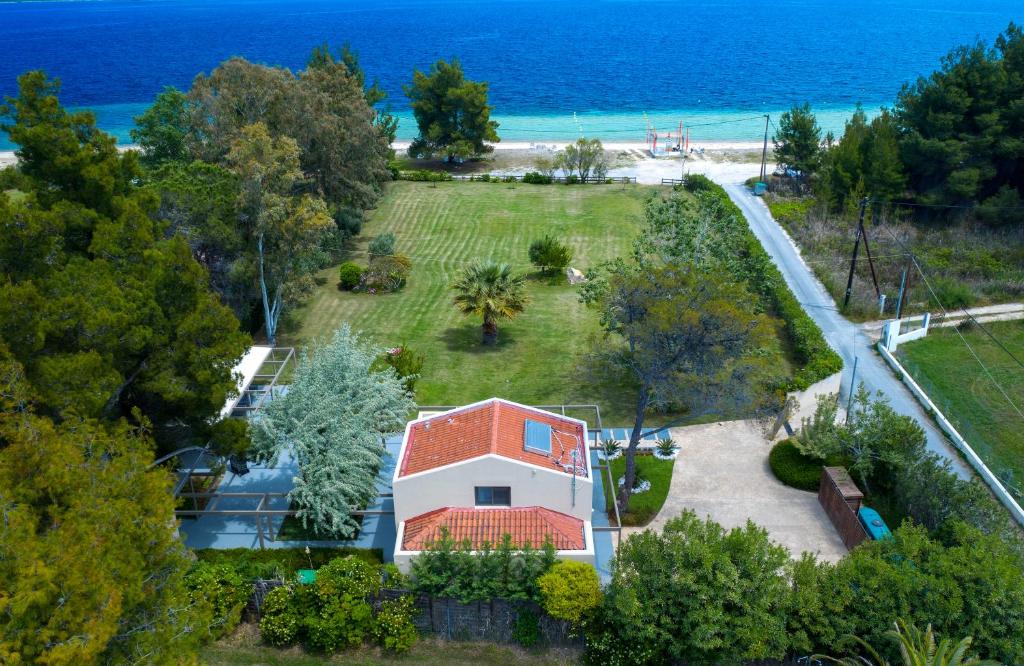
(524, 270, 566, 287)
(440, 323, 518, 353)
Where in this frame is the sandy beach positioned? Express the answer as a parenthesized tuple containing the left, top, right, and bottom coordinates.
(1, 140, 765, 185)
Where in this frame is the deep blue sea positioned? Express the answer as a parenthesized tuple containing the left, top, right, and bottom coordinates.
(1, 0, 1022, 148)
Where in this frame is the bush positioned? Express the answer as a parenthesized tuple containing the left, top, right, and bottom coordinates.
(184, 561, 249, 641)
(377, 345, 424, 391)
(511, 607, 541, 647)
(194, 547, 381, 580)
(538, 561, 602, 627)
(338, 261, 363, 290)
(332, 205, 364, 239)
(930, 277, 974, 310)
(523, 171, 552, 184)
(372, 595, 418, 653)
(208, 416, 251, 459)
(259, 586, 301, 647)
(528, 235, 574, 274)
(386, 161, 401, 180)
(502, 175, 518, 183)
(564, 174, 580, 185)
(410, 530, 557, 603)
(368, 232, 396, 257)
(362, 253, 412, 293)
(682, 173, 715, 193)
(401, 169, 452, 182)
(768, 438, 825, 491)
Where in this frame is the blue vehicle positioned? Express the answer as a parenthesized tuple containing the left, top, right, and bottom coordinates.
(858, 506, 892, 540)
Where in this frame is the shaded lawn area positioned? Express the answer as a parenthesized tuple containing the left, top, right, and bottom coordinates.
(601, 454, 674, 526)
(201, 625, 579, 665)
(284, 181, 655, 422)
(898, 320, 1024, 499)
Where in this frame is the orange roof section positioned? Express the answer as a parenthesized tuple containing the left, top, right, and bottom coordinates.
(401, 506, 587, 551)
(398, 399, 588, 478)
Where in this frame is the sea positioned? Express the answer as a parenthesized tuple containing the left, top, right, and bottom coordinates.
(1, 0, 1022, 150)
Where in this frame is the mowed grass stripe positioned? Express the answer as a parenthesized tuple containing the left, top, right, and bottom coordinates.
(284, 181, 658, 421)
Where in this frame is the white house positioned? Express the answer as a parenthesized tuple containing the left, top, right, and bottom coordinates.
(392, 398, 595, 571)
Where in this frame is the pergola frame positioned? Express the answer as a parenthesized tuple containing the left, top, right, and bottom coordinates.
(177, 402, 622, 549)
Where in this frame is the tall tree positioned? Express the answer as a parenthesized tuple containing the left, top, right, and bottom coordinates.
(774, 102, 823, 179)
(225, 123, 334, 343)
(450, 261, 528, 345)
(0, 71, 249, 447)
(582, 260, 771, 509)
(404, 58, 500, 161)
(309, 42, 399, 144)
(0, 350, 201, 665)
(249, 326, 415, 537)
(130, 86, 192, 167)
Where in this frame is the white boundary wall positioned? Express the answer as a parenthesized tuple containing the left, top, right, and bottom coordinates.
(786, 370, 843, 428)
(881, 313, 931, 352)
(877, 343, 1024, 527)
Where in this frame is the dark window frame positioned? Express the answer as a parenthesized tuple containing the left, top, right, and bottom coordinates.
(475, 486, 511, 506)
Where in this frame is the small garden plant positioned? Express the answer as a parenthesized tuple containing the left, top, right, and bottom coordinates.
(654, 436, 678, 459)
(601, 438, 622, 460)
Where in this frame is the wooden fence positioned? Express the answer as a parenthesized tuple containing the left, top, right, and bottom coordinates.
(818, 467, 868, 550)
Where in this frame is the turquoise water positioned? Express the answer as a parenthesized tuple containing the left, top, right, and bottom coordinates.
(1, 0, 1021, 148)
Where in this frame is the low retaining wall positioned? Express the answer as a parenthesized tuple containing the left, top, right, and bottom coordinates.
(881, 314, 931, 352)
(877, 343, 1024, 527)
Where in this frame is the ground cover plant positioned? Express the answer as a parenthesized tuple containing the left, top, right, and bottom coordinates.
(283, 181, 656, 422)
(898, 320, 1024, 502)
(602, 455, 674, 525)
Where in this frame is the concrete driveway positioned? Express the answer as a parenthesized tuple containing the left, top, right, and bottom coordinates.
(623, 420, 848, 563)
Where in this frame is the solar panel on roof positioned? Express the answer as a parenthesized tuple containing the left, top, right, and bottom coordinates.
(524, 419, 552, 454)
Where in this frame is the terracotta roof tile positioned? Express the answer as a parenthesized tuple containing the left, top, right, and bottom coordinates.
(399, 399, 588, 478)
(402, 506, 586, 551)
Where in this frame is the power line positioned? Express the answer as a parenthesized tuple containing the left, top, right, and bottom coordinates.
(873, 199, 1024, 212)
(877, 223, 1024, 420)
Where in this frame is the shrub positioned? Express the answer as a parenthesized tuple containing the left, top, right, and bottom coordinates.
(332, 205, 364, 239)
(511, 607, 541, 647)
(362, 253, 412, 292)
(368, 232, 396, 257)
(538, 561, 602, 627)
(523, 171, 552, 184)
(410, 529, 557, 603)
(528, 235, 574, 274)
(338, 261, 363, 290)
(769, 438, 825, 491)
(377, 345, 424, 391)
(259, 585, 301, 647)
(655, 437, 677, 457)
(564, 174, 580, 185)
(208, 416, 251, 459)
(929, 277, 974, 310)
(602, 438, 621, 458)
(502, 175, 518, 183)
(682, 173, 716, 193)
(401, 169, 452, 182)
(372, 595, 418, 653)
(380, 563, 410, 590)
(194, 547, 381, 580)
(184, 561, 249, 641)
(386, 161, 401, 180)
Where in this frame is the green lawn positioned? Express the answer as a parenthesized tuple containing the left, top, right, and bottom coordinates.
(601, 454, 675, 526)
(283, 181, 653, 422)
(898, 320, 1024, 499)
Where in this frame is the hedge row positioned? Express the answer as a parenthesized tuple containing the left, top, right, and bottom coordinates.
(195, 547, 383, 580)
(684, 176, 843, 390)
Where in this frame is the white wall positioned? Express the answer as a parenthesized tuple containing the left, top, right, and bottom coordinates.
(785, 370, 843, 432)
(393, 455, 593, 526)
(881, 313, 931, 352)
(394, 520, 596, 574)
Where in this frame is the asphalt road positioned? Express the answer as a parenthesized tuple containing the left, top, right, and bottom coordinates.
(722, 183, 970, 476)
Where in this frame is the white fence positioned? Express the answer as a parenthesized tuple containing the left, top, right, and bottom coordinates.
(877, 343, 1024, 527)
(881, 313, 931, 352)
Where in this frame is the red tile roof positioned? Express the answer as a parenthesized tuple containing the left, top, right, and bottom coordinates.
(401, 506, 586, 551)
(398, 399, 588, 478)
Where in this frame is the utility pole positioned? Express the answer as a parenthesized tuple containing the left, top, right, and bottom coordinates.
(861, 203, 881, 300)
(895, 265, 908, 320)
(842, 197, 869, 310)
(759, 114, 770, 181)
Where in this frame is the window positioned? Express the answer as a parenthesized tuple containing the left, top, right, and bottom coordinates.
(475, 486, 511, 506)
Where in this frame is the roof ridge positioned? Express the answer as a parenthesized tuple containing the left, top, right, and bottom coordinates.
(534, 507, 582, 544)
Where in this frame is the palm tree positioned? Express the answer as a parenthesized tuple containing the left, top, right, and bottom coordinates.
(817, 619, 1000, 666)
(451, 261, 527, 345)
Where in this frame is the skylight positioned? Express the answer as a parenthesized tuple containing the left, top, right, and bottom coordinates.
(524, 419, 552, 454)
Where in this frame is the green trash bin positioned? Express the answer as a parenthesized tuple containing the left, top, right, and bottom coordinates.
(753, 182, 767, 196)
(297, 569, 317, 585)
